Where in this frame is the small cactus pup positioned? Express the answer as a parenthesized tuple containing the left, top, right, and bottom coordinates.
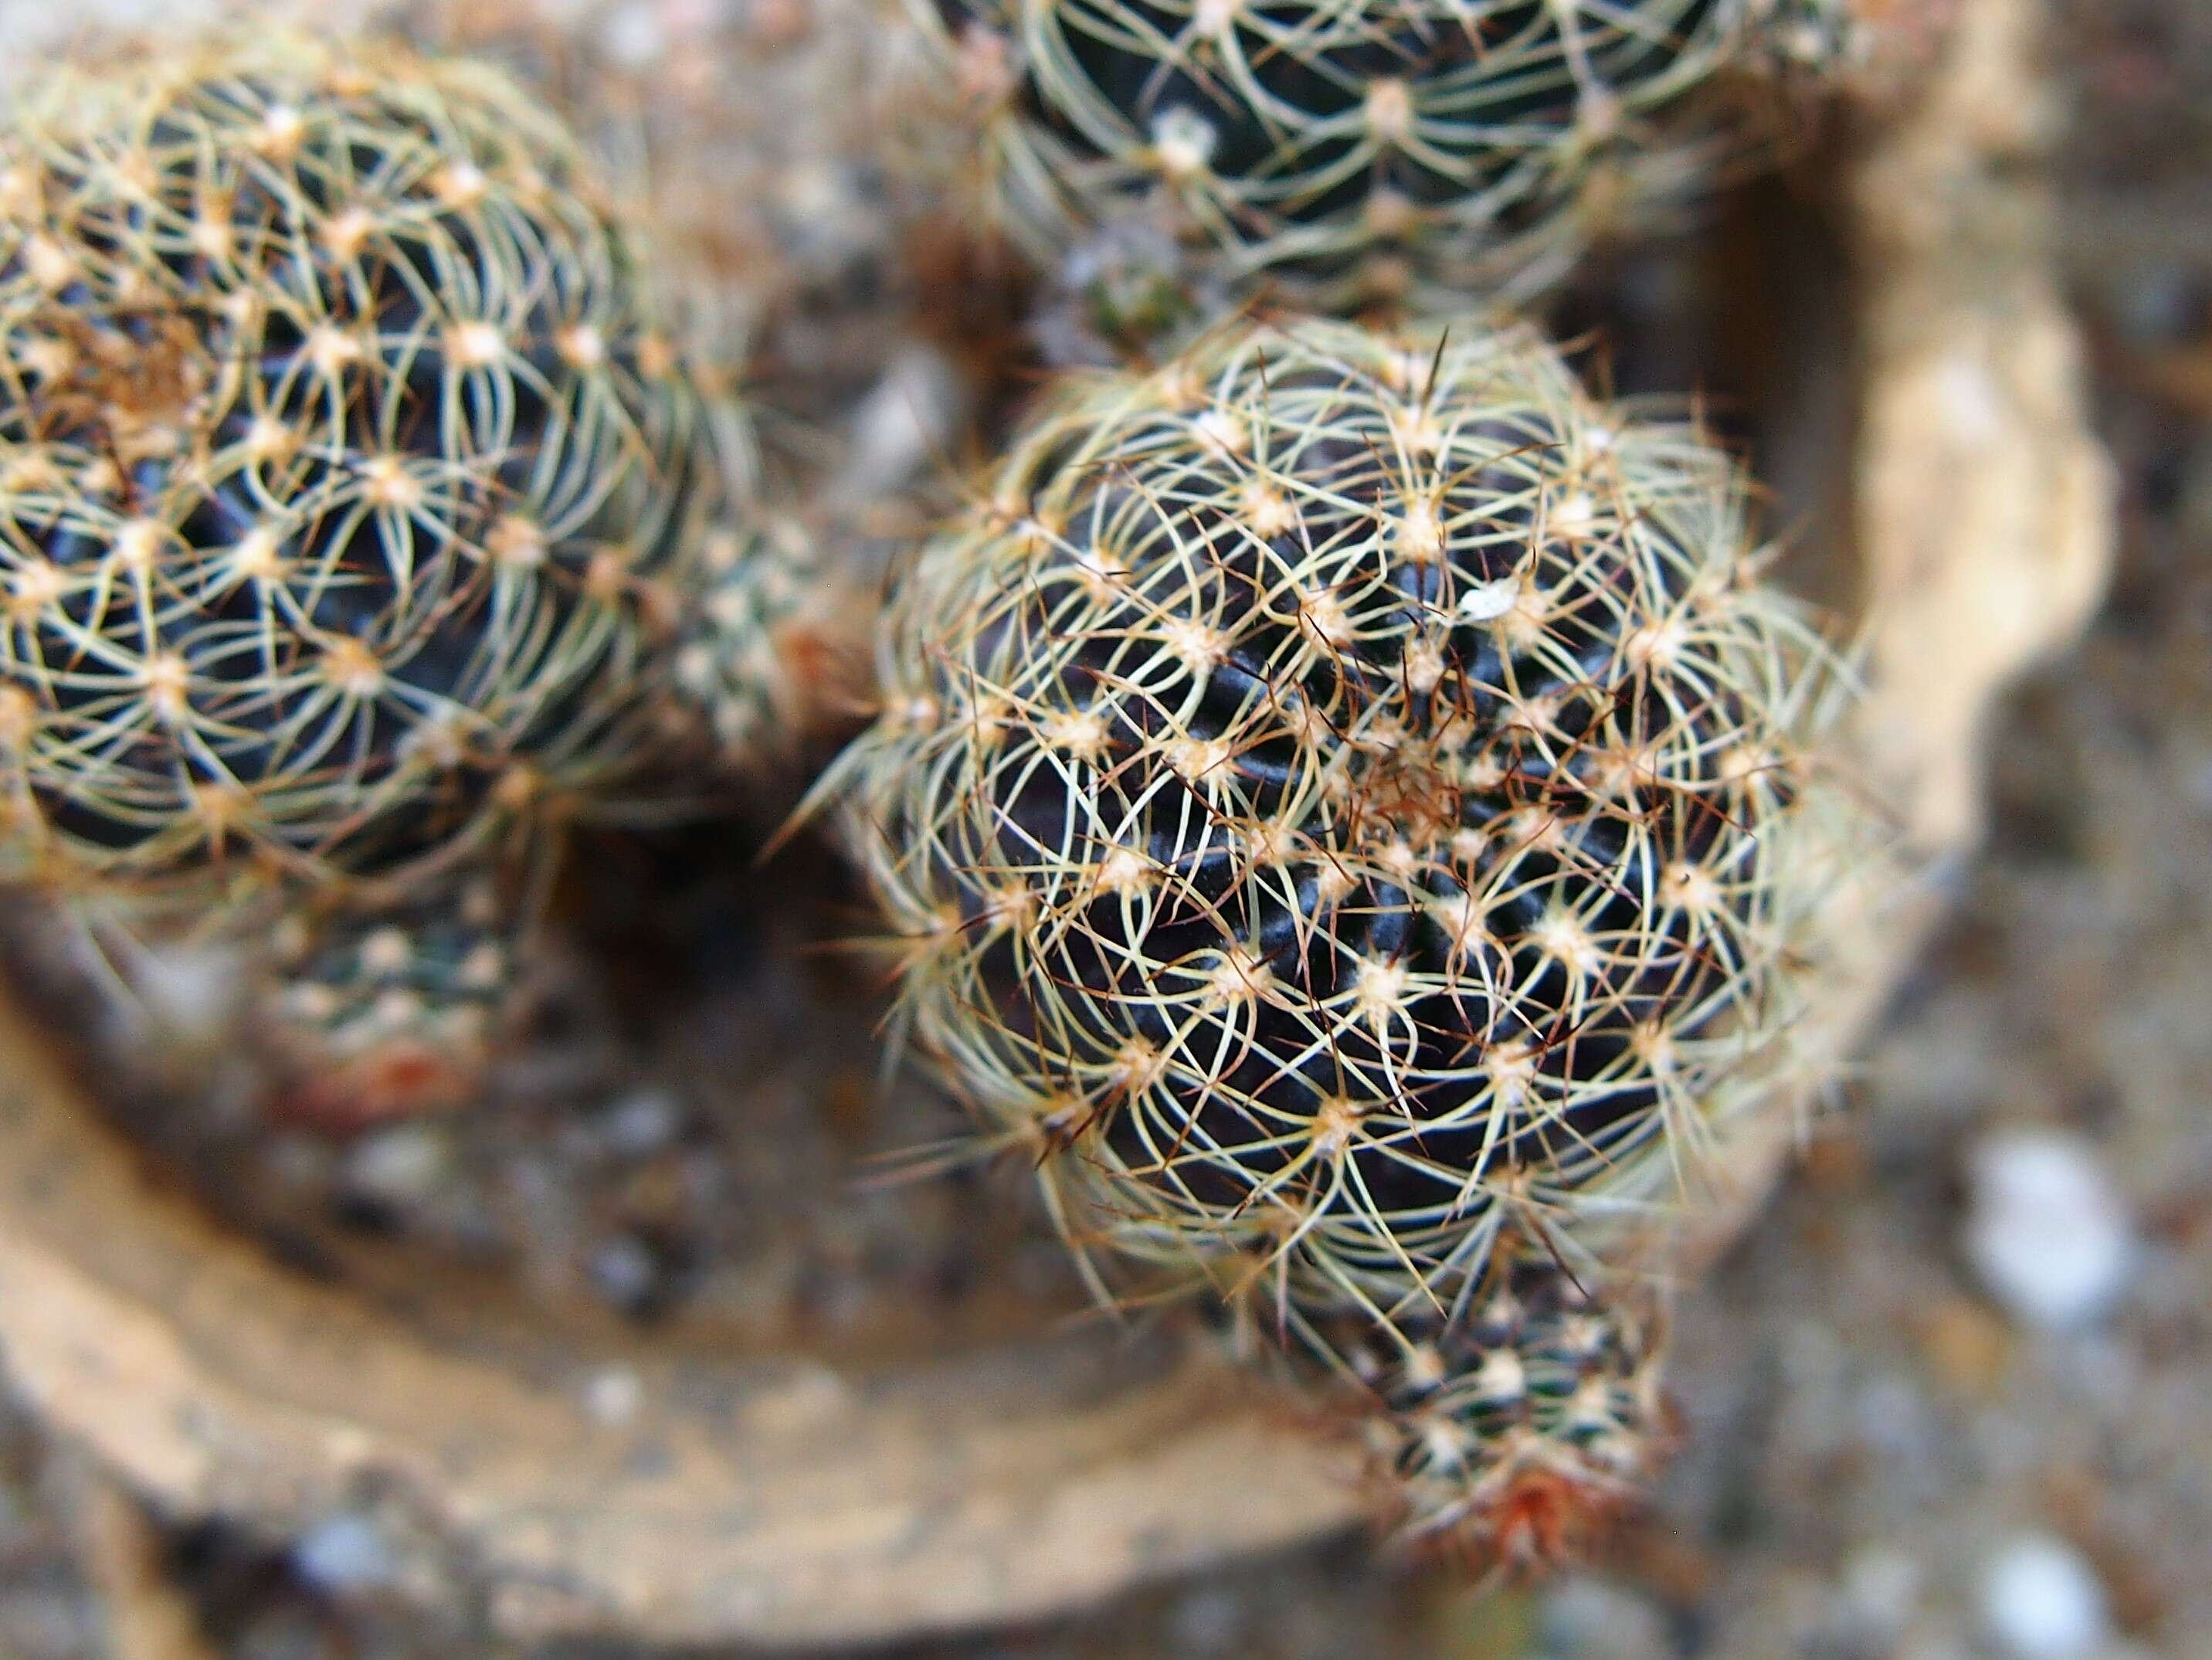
(256, 865, 537, 1129)
(829, 313, 1847, 1318)
(1310, 1251, 1670, 1569)
(922, 0, 1856, 321)
(0, 28, 770, 925)
(675, 514, 873, 772)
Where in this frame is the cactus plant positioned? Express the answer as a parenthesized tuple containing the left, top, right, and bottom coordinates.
(829, 313, 1845, 1316)
(0, 29, 763, 918)
(675, 514, 870, 769)
(922, 0, 1849, 316)
(256, 864, 535, 1126)
(1312, 1251, 1669, 1565)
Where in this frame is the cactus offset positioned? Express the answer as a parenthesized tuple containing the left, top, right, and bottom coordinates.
(1317, 1252, 1668, 1567)
(674, 514, 870, 769)
(830, 314, 1845, 1315)
(924, 0, 1846, 314)
(257, 864, 534, 1126)
(0, 31, 760, 917)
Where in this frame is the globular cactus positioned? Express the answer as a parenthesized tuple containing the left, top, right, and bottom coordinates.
(921, 0, 1851, 316)
(256, 866, 533, 1127)
(1027, 213, 1228, 369)
(830, 314, 1844, 1318)
(0, 30, 764, 918)
(1316, 1252, 1669, 1566)
(675, 514, 870, 769)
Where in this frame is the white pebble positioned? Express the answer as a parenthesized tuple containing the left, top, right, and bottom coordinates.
(599, 2, 667, 66)
(293, 1514, 399, 1596)
(1838, 1544, 1922, 1643)
(836, 345, 965, 501)
(599, 1088, 682, 1157)
(1980, 1534, 2110, 1660)
(121, 938, 246, 1040)
(583, 1366, 644, 1427)
(342, 1125, 447, 1207)
(1963, 1129, 2134, 1332)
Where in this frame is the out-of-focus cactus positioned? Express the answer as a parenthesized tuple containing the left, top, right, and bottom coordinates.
(257, 866, 533, 1127)
(675, 514, 871, 769)
(1026, 211, 1229, 368)
(829, 313, 1847, 1317)
(1316, 1252, 1669, 1566)
(921, 0, 1851, 317)
(0, 29, 762, 918)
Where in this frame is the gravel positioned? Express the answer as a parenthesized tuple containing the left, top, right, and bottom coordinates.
(1980, 1535, 2112, 1660)
(1964, 1130, 2138, 1332)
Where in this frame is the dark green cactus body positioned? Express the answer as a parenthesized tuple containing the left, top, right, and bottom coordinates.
(830, 314, 1842, 1315)
(0, 34, 746, 911)
(929, 0, 1822, 311)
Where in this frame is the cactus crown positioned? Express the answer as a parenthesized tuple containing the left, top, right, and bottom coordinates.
(934, 0, 1813, 309)
(832, 314, 1840, 1312)
(0, 32, 746, 911)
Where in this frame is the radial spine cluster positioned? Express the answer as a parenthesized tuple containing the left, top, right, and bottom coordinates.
(926, 0, 1837, 312)
(833, 313, 1841, 1319)
(0, 31, 752, 916)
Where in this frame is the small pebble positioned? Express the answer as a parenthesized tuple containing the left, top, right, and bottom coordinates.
(584, 1366, 644, 1427)
(124, 939, 244, 1040)
(291, 1513, 399, 1597)
(1539, 1574, 1672, 1660)
(836, 346, 963, 499)
(1963, 1129, 2135, 1332)
(589, 1234, 661, 1314)
(341, 1124, 447, 1207)
(1980, 1533, 2110, 1660)
(599, 2, 667, 66)
(1166, 1586, 1244, 1655)
(1838, 1544, 1922, 1644)
(598, 1088, 682, 1158)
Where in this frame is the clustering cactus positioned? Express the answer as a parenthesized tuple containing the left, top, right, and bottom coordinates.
(257, 867, 534, 1125)
(830, 313, 1841, 1323)
(0, 30, 762, 918)
(0, 0, 1891, 1590)
(923, 0, 1850, 315)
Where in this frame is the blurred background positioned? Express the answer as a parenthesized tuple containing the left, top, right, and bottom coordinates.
(0, 0, 2207, 1657)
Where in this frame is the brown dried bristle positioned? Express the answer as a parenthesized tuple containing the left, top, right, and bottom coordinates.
(829, 313, 1847, 1315)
